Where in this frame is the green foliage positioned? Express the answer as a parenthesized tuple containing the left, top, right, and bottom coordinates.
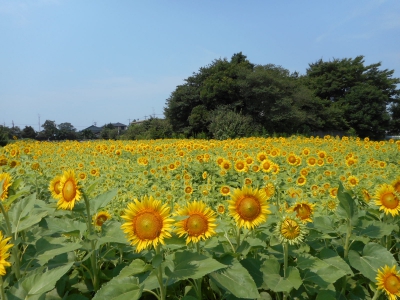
(121, 118, 173, 140)
(0, 125, 9, 146)
(208, 106, 256, 139)
(41, 120, 58, 140)
(21, 126, 36, 139)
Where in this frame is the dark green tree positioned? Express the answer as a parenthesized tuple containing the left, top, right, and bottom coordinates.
(21, 126, 36, 139)
(79, 129, 96, 140)
(41, 120, 58, 140)
(0, 126, 9, 146)
(57, 122, 77, 140)
(305, 56, 400, 139)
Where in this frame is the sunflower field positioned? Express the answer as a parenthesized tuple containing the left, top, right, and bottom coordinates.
(0, 135, 400, 300)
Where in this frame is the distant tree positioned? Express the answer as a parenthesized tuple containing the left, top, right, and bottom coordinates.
(21, 126, 36, 139)
(208, 106, 256, 140)
(57, 122, 77, 140)
(0, 126, 9, 146)
(8, 126, 22, 139)
(41, 120, 58, 140)
(388, 102, 400, 135)
(121, 118, 173, 140)
(79, 129, 96, 140)
(305, 56, 400, 139)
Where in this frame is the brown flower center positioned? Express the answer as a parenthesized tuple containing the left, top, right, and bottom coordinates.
(237, 196, 261, 221)
(384, 274, 400, 294)
(185, 214, 208, 237)
(134, 212, 162, 240)
(294, 204, 311, 220)
(62, 180, 76, 202)
(381, 192, 399, 209)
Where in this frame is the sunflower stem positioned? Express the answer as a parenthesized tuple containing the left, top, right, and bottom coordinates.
(0, 201, 20, 279)
(236, 228, 241, 252)
(371, 289, 381, 300)
(156, 245, 166, 300)
(82, 192, 99, 292)
(0, 276, 5, 300)
(283, 242, 289, 278)
(343, 219, 352, 260)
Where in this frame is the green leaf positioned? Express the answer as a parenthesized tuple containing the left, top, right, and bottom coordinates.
(310, 216, 337, 234)
(315, 290, 337, 300)
(96, 220, 127, 249)
(348, 242, 397, 281)
(11, 263, 74, 298)
(337, 183, 357, 219)
(35, 237, 81, 265)
(354, 219, 397, 238)
(10, 193, 37, 233)
(261, 258, 301, 293)
(45, 217, 87, 236)
(16, 210, 48, 233)
(90, 188, 118, 215)
(117, 259, 152, 279)
(92, 277, 142, 300)
(165, 250, 225, 280)
(210, 257, 260, 299)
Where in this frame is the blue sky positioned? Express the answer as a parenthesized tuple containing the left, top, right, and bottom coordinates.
(1, 0, 400, 132)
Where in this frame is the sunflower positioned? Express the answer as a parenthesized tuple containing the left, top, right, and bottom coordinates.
(329, 187, 338, 198)
(121, 196, 173, 252)
(228, 186, 271, 229)
(375, 184, 400, 216)
(362, 188, 372, 203)
(0, 231, 13, 276)
(49, 175, 62, 199)
(392, 177, 400, 193)
(347, 175, 359, 187)
(306, 157, 317, 167)
(175, 201, 217, 244)
(296, 176, 307, 186)
(78, 172, 87, 181)
(93, 211, 111, 227)
(216, 204, 225, 214)
(289, 201, 315, 223)
(0, 173, 12, 201)
(275, 216, 307, 245)
(57, 170, 82, 210)
(376, 265, 400, 300)
(260, 159, 273, 173)
(264, 183, 275, 199)
(220, 160, 232, 171)
(220, 186, 231, 196)
(234, 160, 247, 172)
(257, 152, 268, 162)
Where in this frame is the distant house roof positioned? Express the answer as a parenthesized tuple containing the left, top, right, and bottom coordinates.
(82, 125, 103, 134)
(111, 122, 127, 127)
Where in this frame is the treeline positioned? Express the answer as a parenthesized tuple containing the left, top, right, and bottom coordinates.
(2, 53, 399, 145)
(162, 53, 400, 140)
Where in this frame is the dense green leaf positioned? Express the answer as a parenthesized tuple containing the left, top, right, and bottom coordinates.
(354, 219, 397, 238)
(92, 277, 142, 300)
(16, 210, 48, 233)
(337, 183, 357, 219)
(348, 242, 397, 281)
(96, 220, 128, 248)
(90, 188, 118, 215)
(8, 263, 73, 299)
(10, 192, 37, 232)
(45, 217, 87, 236)
(165, 250, 225, 280)
(210, 257, 260, 299)
(35, 236, 81, 265)
(117, 259, 152, 278)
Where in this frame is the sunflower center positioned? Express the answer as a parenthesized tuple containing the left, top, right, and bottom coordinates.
(381, 192, 399, 209)
(62, 180, 76, 202)
(185, 214, 208, 237)
(236, 162, 245, 170)
(288, 156, 296, 164)
(281, 219, 300, 240)
(222, 187, 230, 194)
(135, 212, 162, 240)
(237, 196, 261, 221)
(96, 215, 108, 226)
(384, 274, 400, 294)
(54, 181, 61, 194)
(295, 205, 311, 220)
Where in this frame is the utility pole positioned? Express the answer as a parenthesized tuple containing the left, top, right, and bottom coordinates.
(12, 120, 14, 128)
(38, 114, 40, 132)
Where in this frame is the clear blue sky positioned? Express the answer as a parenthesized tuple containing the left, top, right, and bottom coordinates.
(1, 0, 399, 131)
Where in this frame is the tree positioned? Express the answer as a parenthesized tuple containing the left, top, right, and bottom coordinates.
(0, 126, 9, 146)
(79, 129, 96, 140)
(305, 56, 400, 139)
(8, 126, 22, 139)
(41, 120, 58, 140)
(121, 118, 173, 140)
(21, 126, 36, 139)
(164, 52, 254, 135)
(57, 122, 77, 140)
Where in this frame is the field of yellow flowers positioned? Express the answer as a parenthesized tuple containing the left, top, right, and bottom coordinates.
(0, 136, 400, 299)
